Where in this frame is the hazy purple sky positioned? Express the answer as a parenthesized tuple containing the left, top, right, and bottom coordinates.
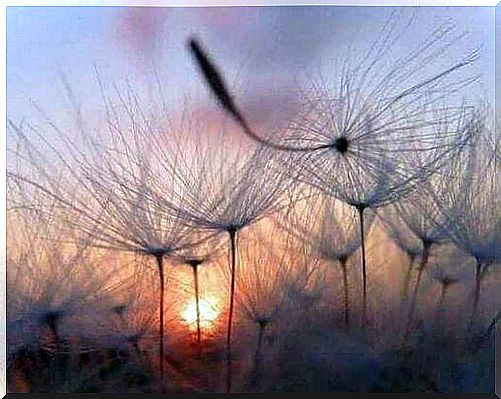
(7, 6, 495, 126)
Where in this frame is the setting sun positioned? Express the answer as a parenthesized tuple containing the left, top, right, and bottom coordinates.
(181, 296, 221, 331)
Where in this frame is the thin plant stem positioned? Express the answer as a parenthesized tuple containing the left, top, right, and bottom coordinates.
(402, 254, 416, 301)
(155, 254, 165, 377)
(433, 282, 449, 328)
(340, 258, 350, 327)
(485, 310, 501, 338)
(438, 284, 448, 311)
(357, 206, 368, 329)
(470, 258, 484, 328)
(226, 228, 237, 394)
(45, 312, 62, 387)
(191, 262, 202, 346)
(249, 321, 267, 389)
(403, 241, 431, 345)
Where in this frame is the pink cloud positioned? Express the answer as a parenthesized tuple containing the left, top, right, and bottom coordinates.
(113, 8, 168, 58)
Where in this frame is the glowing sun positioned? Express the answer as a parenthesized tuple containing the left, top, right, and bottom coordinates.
(181, 296, 220, 331)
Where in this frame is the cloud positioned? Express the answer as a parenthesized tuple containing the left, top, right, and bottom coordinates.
(113, 7, 168, 59)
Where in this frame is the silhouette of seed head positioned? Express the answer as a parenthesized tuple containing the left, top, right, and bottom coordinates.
(257, 318, 271, 329)
(187, 258, 204, 268)
(440, 276, 459, 287)
(333, 136, 349, 154)
(41, 310, 63, 333)
(112, 305, 127, 317)
(127, 334, 142, 346)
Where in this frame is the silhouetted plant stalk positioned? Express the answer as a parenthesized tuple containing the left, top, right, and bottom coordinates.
(357, 205, 368, 327)
(154, 253, 166, 375)
(339, 256, 350, 326)
(249, 318, 269, 388)
(179, 256, 204, 356)
(226, 227, 237, 393)
(485, 310, 501, 338)
(437, 281, 448, 310)
(175, 233, 223, 351)
(433, 275, 458, 326)
(403, 240, 432, 344)
(402, 254, 416, 301)
(379, 208, 422, 302)
(188, 259, 203, 345)
(470, 257, 492, 327)
(394, 192, 453, 325)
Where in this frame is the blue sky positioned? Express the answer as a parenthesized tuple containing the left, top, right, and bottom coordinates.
(7, 6, 496, 125)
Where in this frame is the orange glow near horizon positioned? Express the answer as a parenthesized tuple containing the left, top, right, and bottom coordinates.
(181, 296, 221, 332)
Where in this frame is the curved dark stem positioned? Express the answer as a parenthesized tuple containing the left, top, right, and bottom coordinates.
(469, 258, 484, 329)
(187, 38, 327, 154)
(403, 241, 431, 345)
(340, 258, 350, 327)
(226, 229, 238, 393)
(485, 310, 501, 338)
(357, 206, 368, 329)
(191, 263, 202, 348)
(402, 254, 416, 301)
(155, 255, 165, 377)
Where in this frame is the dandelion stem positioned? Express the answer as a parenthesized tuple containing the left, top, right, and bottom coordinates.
(340, 258, 350, 327)
(155, 254, 165, 377)
(226, 228, 238, 393)
(470, 258, 484, 329)
(485, 310, 501, 338)
(402, 254, 415, 301)
(438, 283, 448, 310)
(249, 321, 267, 389)
(357, 206, 368, 329)
(403, 241, 431, 345)
(433, 282, 449, 328)
(191, 262, 202, 347)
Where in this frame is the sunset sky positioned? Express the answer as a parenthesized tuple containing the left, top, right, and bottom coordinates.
(4, 6, 499, 395)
